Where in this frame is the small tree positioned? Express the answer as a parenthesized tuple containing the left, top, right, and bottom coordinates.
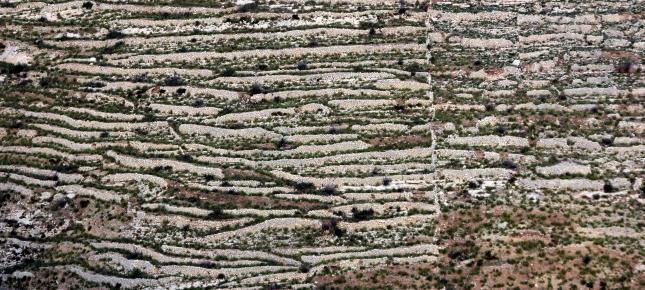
(407, 62, 421, 76)
(501, 159, 517, 169)
(615, 59, 633, 74)
(603, 182, 614, 193)
(351, 207, 375, 220)
(299, 263, 311, 273)
(51, 195, 67, 210)
(106, 30, 124, 39)
(221, 67, 235, 76)
(321, 185, 336, 196)
(398, 0, 407, 14)
(249, 82, 265, 95)
(294, 182, 315, 192)
(582, 255, 592, 265)
(276, 138, 287, 149)
(179, 154, 192, 162)
(495, 125, 506, 134)
(601, 137, 613, 146)
(296, 60, 307, 70)
(321, 219, 344, 237)
(164, 74, 183, 86)
(193, 98, 204, 107)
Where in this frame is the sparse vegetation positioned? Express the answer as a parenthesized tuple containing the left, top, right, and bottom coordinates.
(0, 1, 641, 289)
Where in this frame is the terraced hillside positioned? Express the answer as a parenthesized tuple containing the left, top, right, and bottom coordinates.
(0, 0, 643, 289)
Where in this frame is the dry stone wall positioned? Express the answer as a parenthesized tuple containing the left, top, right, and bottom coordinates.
(0, 0, 642, 289)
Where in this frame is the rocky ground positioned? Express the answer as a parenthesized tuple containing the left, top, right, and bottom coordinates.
(0, 0, 643, 289)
